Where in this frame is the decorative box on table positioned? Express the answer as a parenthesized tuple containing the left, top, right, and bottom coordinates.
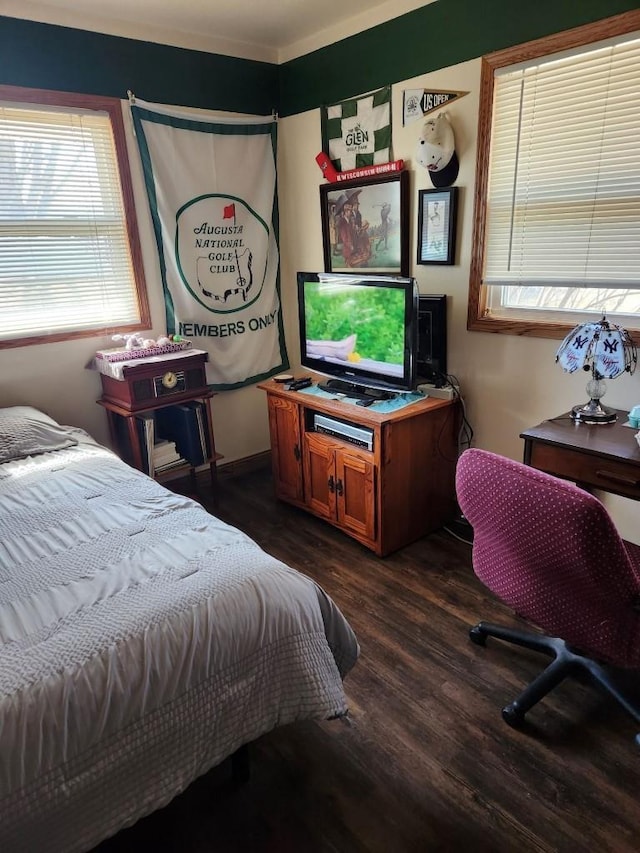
(98, 349, 210, 412)
(95, 340, 192, 364)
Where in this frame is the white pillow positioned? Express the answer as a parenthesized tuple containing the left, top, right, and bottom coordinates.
(0, 406, 78, 463)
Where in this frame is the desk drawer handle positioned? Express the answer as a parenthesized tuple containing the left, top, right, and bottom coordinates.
(595, 469, 640, 487)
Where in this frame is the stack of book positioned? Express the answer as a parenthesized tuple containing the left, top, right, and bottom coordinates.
(153, 439, 185, 474)
(135, 402, 211, 477)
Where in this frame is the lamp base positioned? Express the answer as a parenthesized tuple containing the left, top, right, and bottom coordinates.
(571, 400, 617, 424)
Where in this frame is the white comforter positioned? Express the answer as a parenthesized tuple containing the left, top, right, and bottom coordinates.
(0, 433, 358, 853)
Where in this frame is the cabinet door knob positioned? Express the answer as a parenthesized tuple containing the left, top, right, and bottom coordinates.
(336, 479, 344, 496)
(294, 443, 301, 461)
(328, 474, 335, 493)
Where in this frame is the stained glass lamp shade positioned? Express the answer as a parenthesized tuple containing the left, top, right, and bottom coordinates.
(555, 317, 637, 424)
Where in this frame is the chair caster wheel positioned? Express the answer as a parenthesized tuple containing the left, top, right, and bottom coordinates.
(469, 625, 487, 646)
(502, 704, 524, 727)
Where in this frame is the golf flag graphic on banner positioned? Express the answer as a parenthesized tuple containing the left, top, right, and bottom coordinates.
(131, 100, 288, 390)
(321, 86, 392, 172)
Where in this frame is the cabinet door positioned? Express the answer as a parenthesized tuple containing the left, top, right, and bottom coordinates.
(335, 449, 376, 542)
(303, 432, 336, 520)
(267, 396, 303, 502)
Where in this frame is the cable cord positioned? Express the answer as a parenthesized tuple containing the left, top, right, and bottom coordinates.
(443, 373, 474, 454)
(443, 525, 474, 546)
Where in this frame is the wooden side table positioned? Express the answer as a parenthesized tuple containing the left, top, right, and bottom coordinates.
(97, 350, 222, 489)
(520, 410, 640, 500)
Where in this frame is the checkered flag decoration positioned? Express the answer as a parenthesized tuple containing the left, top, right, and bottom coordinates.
(321, 85, 392, 172)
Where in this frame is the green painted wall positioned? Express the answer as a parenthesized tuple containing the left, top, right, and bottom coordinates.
(0, 16, 279, 115)
(1, 1, 639, 116)
(279, 0, 640, 116)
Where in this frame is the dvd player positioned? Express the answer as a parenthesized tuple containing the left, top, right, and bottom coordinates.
(312, 413, 374, 451)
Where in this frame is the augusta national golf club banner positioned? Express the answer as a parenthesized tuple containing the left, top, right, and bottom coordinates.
(131, 100, 288, 389)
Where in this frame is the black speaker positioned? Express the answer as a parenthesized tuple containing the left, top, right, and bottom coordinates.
(417, 294, 447, 385)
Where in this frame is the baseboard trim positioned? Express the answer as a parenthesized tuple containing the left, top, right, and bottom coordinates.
(217, 450, 271, 480)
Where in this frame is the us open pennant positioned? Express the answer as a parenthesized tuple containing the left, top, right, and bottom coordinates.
(131, 99, 288, 390)
(403, 89, 469, 125)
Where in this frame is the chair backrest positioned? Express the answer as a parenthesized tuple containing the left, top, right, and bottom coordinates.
(456, 448, 640, 667)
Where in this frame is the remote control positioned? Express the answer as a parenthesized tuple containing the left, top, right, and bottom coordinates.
(287, 377, 313, 390)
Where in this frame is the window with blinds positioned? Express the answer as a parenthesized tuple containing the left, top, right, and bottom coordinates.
(0, 88, 148, 347)
(485, 34, 640, 290)
(468, 11, 640, 339)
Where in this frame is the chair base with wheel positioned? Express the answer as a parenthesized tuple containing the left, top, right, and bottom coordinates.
(469, 620, 640, 745)
(455, 448, 640, 748)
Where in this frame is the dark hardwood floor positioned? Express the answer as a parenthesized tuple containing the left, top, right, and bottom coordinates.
(96, 465, 640, 853)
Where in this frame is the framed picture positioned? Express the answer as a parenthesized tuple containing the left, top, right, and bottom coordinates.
(320, 171, 409, 276)
(417, 187, 458, 265)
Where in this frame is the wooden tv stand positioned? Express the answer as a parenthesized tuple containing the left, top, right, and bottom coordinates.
(258, 377, 459, 556)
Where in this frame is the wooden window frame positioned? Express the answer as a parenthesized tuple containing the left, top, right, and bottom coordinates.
(0, 85, 150, 350)
(467, 10, 640, 345)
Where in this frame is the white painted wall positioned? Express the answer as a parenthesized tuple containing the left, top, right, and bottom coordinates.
(277, 57, 640, 543)
(1, 32, 638, 542)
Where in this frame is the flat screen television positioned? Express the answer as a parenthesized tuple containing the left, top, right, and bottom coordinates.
(297, 272, 419, 395)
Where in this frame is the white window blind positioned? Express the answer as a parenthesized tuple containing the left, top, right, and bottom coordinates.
(0, 102, 141, 340)
(484, 33, 640, 289)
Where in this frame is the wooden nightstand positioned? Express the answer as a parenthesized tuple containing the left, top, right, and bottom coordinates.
(97, 350, 222, 488)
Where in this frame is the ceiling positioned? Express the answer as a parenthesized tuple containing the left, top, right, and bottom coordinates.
(5, 0, 436, 63)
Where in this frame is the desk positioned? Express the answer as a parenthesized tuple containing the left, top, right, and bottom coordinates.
(520, 410, 640, 501)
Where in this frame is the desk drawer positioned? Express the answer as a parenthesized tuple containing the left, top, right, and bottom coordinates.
(529, 443, 640, 500)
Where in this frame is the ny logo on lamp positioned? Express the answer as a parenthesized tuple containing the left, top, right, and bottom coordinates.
(556, 316, 637, 424)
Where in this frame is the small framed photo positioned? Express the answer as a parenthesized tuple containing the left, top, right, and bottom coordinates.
(320, 171, 409, 276)
(417, 187, 458, 265)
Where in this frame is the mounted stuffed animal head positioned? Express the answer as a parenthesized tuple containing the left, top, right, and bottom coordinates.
(415, 112, 459, 188)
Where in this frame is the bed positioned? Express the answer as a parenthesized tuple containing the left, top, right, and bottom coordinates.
(0, 406, 359, 853)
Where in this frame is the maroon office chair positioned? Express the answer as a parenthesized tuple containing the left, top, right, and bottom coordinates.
(456, 448, 640, 744)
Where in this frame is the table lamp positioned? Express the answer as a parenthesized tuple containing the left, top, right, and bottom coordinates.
(555, 316, 637, 424)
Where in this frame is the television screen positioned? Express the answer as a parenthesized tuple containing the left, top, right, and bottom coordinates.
(297, 272, 418, 394)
